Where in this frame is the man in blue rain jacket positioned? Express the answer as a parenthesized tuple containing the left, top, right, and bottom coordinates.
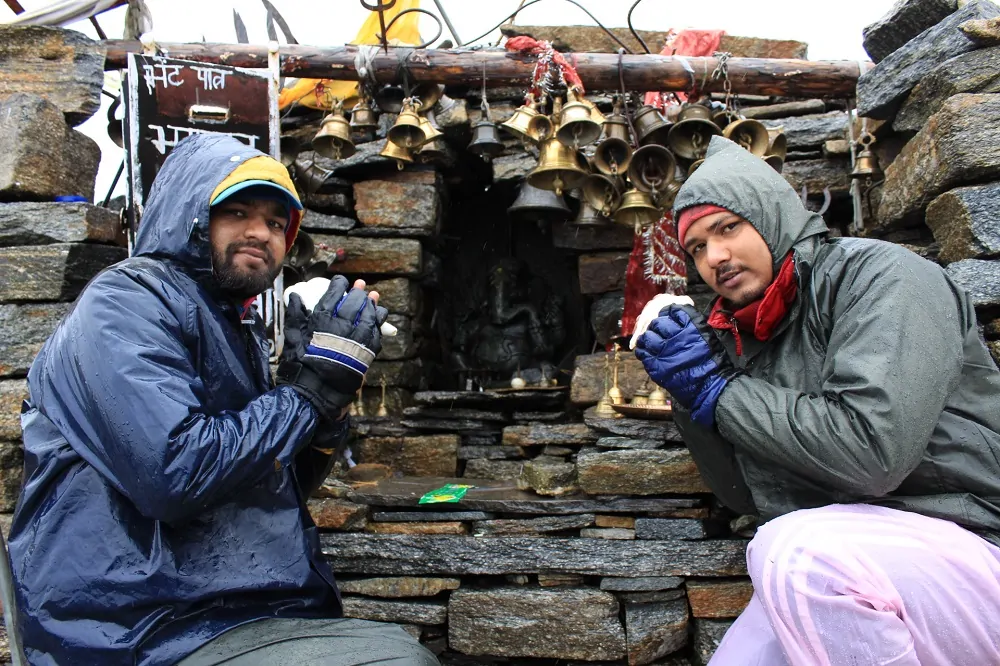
(8, 135, 438, 666)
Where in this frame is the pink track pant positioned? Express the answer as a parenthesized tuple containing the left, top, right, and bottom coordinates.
(710, 504, 1000, 666)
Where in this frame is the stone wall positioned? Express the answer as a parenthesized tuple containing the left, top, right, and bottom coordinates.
(857, 0, 1000, 367)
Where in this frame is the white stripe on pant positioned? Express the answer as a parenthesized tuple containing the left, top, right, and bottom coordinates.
(710, 504, 1000, 666)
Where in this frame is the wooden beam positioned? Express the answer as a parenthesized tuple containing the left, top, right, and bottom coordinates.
(103, 41, 869, 97)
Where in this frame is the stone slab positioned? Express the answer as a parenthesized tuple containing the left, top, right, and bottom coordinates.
(472, 514, 594, 536)
(0, 302, 70, 377)
(925, 183, 1000, 264)
(457, 446, 523, 461)
(0, 202, 122, 246)
(584, 409, 684, 442)
(0, 94, 101, 201)
(401, 418, 498, 433)
(337, 576, 460, 598)
(537, 573, 586, 587)
(945, 259, 1000, 311)
(577, 449, 710, 495)
(0, 26, 104, 125)
(518, 458, 578, 496)
(862, 0, 958, 63)
(371, 511, 493, 522)
(552, 221, 635, 251)
(402, 407, 508, 422)
(595, 436, 664, 450)
(413, 389, 565, 410)
(600, 576, 684, 592)
(311, 234, 421, 276)
(358, 434, 458, 477)
(581, 527, 635, 540)
(322, 534, 748, 576)
(895, 46, 1000, 132)
(687, 580, 754, 619)
(570, 351, 656, 405)
(299, 209, 356, 233)
(692, 619, 735, 666)
(579, 252, 630, 294)
(741, 100, 826, 120)
(379, 314, 415, 361)
(307, 498, 368, 531)
(761, 111, 848, 149)
(635, 518, 710, 540)
(502, 423, 599, 447)
(0, 243, 126, 303)
(448, 588, 625, 660)
(353, 170, 441, 236)
(857, 0, 1000, 119)
(367, 277, 421, 317)
(365, 521, 468, 535)
(595, 515, 636, 529)
(0, 380, 27, 441)
(625, 599, 689, 666)
(781, 158, 851, 197)
(341, 597, 447, 625)
(0, 441, 23, 512)
(461, 459, 523, 480)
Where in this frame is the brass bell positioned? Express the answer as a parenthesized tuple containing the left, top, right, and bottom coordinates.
(388, 99, 425, 149)
(614, 188, 661, 232)
(279, 135, 301, 167)
(528, 137, 590, 196)
(379, 138, 414, 170)
(723, 119, 771, 156)
(655, 180, 682, 209)
(572, 199, 611, 227)
(632, 105, 672, 147)
(501, 95, 542, 141)
(468, 120, 505, 159)
(604, 107, 631, 143)
(851, 134, 881, 181)
(556, 88, 602, 149)
(508, 181, 571, 223)
(712, 108, 739, 130)
(582, 173, 624, 217)
(580, 95, 607, 126)
(628, 144, 676, 194)
(313, 111, 356, 160)
(647, 386, 669, 407)
(349, 97, 379, 133)
(374, 85, 406, 113)
(416, 137, 448, 164)
(418, 115, 444, 146)
(687, 159, 705, 176)
(667, 113, 722, 161)
(286, 231, 316, 268)
(593, 136, 633, 177)
(764, 154, 784, 173)
(526, 113, 554, 142)
(767, 131, 787, 161)
(677, 103, 713, 121)
(412, 83, 445, 112)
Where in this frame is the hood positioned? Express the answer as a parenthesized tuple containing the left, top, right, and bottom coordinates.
(672, 135, 828, 271)
(133, 133, 301, 284)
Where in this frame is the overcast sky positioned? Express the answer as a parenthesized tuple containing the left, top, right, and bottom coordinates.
(8, 0, 897, 202)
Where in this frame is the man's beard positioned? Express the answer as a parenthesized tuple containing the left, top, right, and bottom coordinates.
(716, 261, 767, 310)
(212, 240, 281, 300)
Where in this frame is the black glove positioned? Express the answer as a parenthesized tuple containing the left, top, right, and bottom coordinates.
(277, 276, 389, 420)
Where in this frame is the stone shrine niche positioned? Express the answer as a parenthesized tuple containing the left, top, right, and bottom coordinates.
(430, 180, 590, 390)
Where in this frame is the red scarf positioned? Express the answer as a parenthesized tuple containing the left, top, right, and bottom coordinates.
(707, 254, 797, 356)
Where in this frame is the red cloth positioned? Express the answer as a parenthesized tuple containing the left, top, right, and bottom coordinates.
(643, 29, 726, 108)
(676, 203, 729, 247)
(707, 253, 797, 356)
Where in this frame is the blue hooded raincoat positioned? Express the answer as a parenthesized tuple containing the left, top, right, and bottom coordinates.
(9, 135, 343, 665)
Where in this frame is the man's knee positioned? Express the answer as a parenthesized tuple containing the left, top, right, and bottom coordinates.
(745, 505, 848, 587)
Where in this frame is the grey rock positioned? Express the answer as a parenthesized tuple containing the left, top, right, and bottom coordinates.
(336, 576, 460, 598)
(0, 302, 70, 377)
(0, 441, 23, 512)
(402, 407, 508, 422)
(457, 446, 524, 460)
(635, 518, 710, 540)
(895, 46, 1000, 132)
(0, 202, 122, 246)
(379, 314, 415, 361)
(518, 458, 578, 496)
(0, 243, 126, 303)
(414, 389, 565, 410)
(367, 278, 421, 318)
(761, 111, 848, 149)
(322, 534, 748, 576)
(590, 291, 625, 346)
(0, 94, 100, 201)
(462, 458, 524, 480)
(692, 619, 735, 666)
(299, 209, 356, 233)
(503, 423, 599, 447)
(353, 171, 441, 236)
(740, 99, 826, 119)
(0, 380, 27, 441)
(448, 588, 626, 660)
(371, 511, 494, 522)
(862, 0, 958, 63)
(401, 418, 497, 433)
(472, 514, 594, 536)
(926, 183, 1000, 264)
(945, 259, 1000, 311)
(0, 26, 104, 125)
(302, 190, 353, 217)
(857, 0, 1000, 119)
(596, 436, 665, 450)
(625, 599, 689, 665)
(577, 449, 710, 495)
(584, 409, 684, 441)
(512, 410, 566, 422)
(365, 359, 428, 390)
(311, 234, 422, 276)
(492, 152, 537, 183)
(340, 596, 447, 624)
(780, 158, 851, 197)
(551, 220, 635, 251)
(580, 527, 635, 540)
(600, 576, 684, 592)
(300, 143, 395, 180)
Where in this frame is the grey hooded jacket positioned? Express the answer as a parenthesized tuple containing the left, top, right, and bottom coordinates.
(670, 136, 1000, 543)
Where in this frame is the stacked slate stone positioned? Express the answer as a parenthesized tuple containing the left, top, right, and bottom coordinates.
(0, 27, 122, 517)
(857, 0, 1000, 367)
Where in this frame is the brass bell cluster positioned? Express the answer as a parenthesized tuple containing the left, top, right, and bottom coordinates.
(595, 344, 671, 418)
(377, 90, 448, 169)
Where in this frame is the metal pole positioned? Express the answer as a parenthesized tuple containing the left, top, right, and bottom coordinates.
(430, 0, 462, 46)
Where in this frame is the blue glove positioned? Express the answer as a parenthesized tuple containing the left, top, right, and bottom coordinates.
(277, 276, 388, 420)
(635, 304, 740, 428)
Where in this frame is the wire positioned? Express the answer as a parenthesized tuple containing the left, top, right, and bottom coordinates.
(382, 7, 444, 49)
(627, 0, 651, 54)
(460, 0, 632, 53)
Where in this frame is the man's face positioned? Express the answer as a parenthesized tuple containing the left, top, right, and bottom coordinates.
(683, 211, 774, 309)
(209, 197, 289, 300)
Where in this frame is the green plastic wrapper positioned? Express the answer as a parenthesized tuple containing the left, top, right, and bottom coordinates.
(418, 483, 474, 504)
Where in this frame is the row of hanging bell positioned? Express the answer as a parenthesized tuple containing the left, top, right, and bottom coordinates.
(379, 97, 447, 168)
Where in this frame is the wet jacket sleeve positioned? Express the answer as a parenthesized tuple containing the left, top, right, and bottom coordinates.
(37, 268, 320, 524)
(673, 407, 757, 514)
(715, 246, 966, 498)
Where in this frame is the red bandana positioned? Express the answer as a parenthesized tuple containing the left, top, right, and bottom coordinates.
(707, 253, 798, 356)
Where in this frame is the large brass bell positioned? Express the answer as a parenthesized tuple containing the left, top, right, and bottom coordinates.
(418, 115, 444, 146)
(468, 120, 505, 159)
(593, 136, 633, 177)
(388, 99, 425, 149)
(412, 83, 445, 112)
(374, 85, 406, 113)
(712, 108, 740, 130)
(379, 139, 413, 170)
(604, 106, 631, 142)
(632, 105, 672, 147)
(767, 131, 787, 161)
(614, 188, 661, 232)
(667, 106, 722, 160)
(851, 133, 881, 181)
(655, 180, 682, 209)
(501, 95, 542, 141)
(723, 119, 771, 156)
(286, 231, 316, 268)
(628, 144, 676, 194)
(528, 137, 590, 196)
(526, 112, 554, 142)
(582, 173, 624, 217)
(312, 108, 356, 160)
(556, 88, 602, 148)
(349, 97, 379, 133)
(508, 181, 571, 223)
(573, 199, 611, 227)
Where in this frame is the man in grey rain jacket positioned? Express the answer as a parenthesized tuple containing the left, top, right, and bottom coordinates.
(635, 135, 1000, 665)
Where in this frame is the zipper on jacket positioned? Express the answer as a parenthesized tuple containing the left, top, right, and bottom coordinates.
(730, 316, 744, 357)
